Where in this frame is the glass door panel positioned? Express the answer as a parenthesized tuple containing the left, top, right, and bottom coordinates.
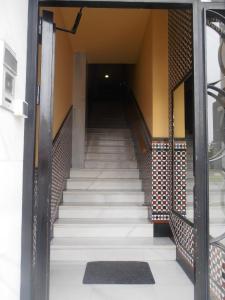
(205, 9, 225, 300)
(206, 10, 225, 243)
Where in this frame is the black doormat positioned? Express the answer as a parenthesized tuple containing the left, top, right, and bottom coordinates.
(83, 261, 155, 284)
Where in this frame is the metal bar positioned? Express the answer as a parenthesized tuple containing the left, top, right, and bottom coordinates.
(20, 1, 39, 300)
(36, 10, 55, 300)
(193, 2, 209, 299)
(56, 7, 83, 34)
(39, 0, 193, 8)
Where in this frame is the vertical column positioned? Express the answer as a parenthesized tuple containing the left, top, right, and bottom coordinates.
(72, 53, 87, 168)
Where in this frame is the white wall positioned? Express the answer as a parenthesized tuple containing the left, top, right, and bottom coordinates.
(0, 1, 28, 299)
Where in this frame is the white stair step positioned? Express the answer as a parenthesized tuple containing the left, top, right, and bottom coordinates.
(86, 145, 134, 154)
(53, 218, 153, 238)
(70, 168, 139, 179)
(63, 190, 145, 204)
(50, 237, 175, 262)
(87, 128, 131, 134)
(59, 203, 148, 219)
(84, 160, 137, 169)
(85, 152, 136, 161)
(66, 178, 142, 190)
(86, 139, 133, 147)
(87, 132, 131, 139)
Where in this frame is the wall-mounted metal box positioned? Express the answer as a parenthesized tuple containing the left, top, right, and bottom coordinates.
(0, 40, 17, 112)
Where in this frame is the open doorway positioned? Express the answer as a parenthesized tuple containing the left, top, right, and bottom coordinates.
(34, 6, 195, 300)
(21, 2, 225, 300)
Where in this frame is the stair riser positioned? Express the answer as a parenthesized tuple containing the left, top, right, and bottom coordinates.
(70, 169, 140, 179)
(85, 153, 136, 161)
(86, 146, 134, 154)
(54, 225, 153, 238)
(87, 140, 133, 147)
(84, 160, 137, 169)
(59, 207, 148, 219)
(66, 180, 142, 190)
(87, 133, 131, 139)
(51, 248, 175, 262)
(63, 192, 145, 203)
(87, 129, 131, 134)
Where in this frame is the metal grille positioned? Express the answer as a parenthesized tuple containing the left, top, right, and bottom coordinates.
(32, 108, 72, 270)
(51, 109, 72, 228)
(170, 212, 194, 267)
(168, 8, 193, 256)
(209, 244, 225, 300)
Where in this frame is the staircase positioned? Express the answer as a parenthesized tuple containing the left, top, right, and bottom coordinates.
(51, 127, 175, 262)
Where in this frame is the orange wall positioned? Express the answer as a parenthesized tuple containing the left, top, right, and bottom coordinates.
(132, 10, 169, 138)
(36, 9, 74, 166)
(173, 82, 185, 138)
(52, 8, 74, 137)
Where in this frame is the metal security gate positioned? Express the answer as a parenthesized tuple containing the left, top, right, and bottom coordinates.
(33, 10, 55, 300)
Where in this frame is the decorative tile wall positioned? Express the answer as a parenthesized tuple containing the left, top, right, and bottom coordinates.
(151, 141, 170, 221)
(168, 8, 193, 260)
(173, 141, 187, 215)
(127, 101, 171, 221)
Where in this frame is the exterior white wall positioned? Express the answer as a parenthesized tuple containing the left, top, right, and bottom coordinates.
(0, 1, 28, 299)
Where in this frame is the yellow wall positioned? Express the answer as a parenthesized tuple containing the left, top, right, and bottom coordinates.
(131, 10, 169, 138)
(52, 8, 74, 138)
(36, 8, 74, 166)
(173, 82, 185, 138)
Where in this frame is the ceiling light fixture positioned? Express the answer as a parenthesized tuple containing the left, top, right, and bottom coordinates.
(105, 74, 109, 79)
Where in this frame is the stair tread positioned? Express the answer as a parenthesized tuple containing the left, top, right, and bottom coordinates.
(70, 168, 138, 171)
(67, 178, 141, 182)
(64, 190, 144, 194)
(55, 218, 151, 225)
(61, 202, 146, 207)
(84, 159, 137, 162)
(51, 237, 174, 248)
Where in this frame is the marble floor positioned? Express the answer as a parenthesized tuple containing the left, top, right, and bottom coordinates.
(50, 261, 194, 300)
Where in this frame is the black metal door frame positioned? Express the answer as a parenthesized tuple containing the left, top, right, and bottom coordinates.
(21, 1, 225, 300)
(35, 10, 56, 300)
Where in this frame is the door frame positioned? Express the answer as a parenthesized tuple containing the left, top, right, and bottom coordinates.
(21, 1, 225, 300)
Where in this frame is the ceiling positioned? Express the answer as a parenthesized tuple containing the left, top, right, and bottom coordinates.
(58, 8, 150, 64)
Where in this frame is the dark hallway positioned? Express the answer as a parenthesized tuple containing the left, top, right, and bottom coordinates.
(87, 64, 130, 129)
